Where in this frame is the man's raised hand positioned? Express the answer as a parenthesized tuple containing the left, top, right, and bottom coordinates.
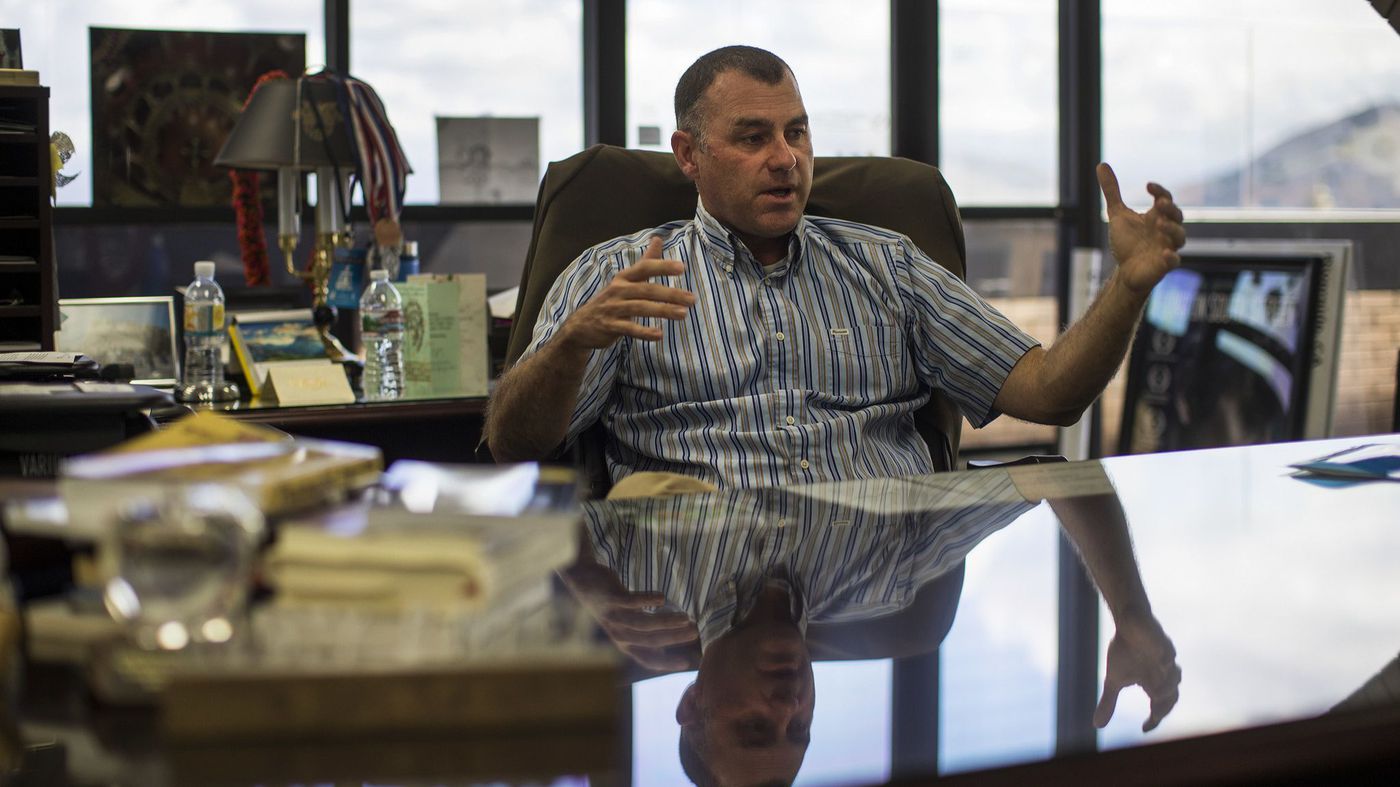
(1097, 162, 1187, 296)
(558, 235, 695, 352)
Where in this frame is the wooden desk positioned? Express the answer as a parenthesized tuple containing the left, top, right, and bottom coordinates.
(162, 395, 489, 465)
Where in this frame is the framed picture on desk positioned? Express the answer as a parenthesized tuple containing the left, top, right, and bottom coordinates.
(55, 296, 178, 385)
(228, 309, 332, 398)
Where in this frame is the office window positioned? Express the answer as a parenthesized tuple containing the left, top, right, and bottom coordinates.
(350, 0, 582, 205)
(1, 0, 323, 207)
(938, 0, 1058, 206)
(625, 0, 889, 157)
(959, 219, 1059, 453)
(1104, 0, 1400, 213)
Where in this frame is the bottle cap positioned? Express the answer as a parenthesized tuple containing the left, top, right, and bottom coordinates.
(370, 269, 389, 281)
(403, 240, 418, 257)
(194, 260, 216, 278)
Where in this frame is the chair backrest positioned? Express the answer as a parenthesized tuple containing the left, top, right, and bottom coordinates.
(504, 144, 971, 485)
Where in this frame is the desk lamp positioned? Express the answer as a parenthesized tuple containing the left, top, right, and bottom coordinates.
(214, 72, 409, 360)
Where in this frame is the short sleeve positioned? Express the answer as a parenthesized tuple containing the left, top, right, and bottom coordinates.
(895, 239, 1040, 428)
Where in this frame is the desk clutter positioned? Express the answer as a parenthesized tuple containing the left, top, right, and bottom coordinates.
(3, 411, 607, 751)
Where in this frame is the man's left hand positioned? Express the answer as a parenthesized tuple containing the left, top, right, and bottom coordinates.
(1098, 162, 1186, 296)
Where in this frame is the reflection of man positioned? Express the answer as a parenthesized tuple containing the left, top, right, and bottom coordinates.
(564, 465, 1182, 783)
(487, 45, 1186, 489)
(566, 471, 1039, 785)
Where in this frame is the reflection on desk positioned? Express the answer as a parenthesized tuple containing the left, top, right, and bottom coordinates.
(5, 436, 1399, 785)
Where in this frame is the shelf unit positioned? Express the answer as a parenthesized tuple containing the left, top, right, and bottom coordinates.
(0, 85, 53, 352)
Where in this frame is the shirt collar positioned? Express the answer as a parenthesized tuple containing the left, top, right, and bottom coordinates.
(698, 572, 808, 651)
(693, 197, 810, 275)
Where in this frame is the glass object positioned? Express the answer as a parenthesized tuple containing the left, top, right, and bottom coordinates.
(350, 0, 583, 205)
(626, 0, 890, 156)
(103, 484, 265, 651)
(1104, 0, 1400, 213)
(360, 268, 405, 400)
(176, 260, 240, 403)
(939, 0, 1058, 206)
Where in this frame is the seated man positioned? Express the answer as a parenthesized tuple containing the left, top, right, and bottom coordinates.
(486, 45, 1185, 489)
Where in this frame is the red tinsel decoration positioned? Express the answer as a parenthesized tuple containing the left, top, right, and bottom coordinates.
(229, 69, 291, 287)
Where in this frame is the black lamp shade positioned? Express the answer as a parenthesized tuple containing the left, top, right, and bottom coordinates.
(214, 77, 357, 171)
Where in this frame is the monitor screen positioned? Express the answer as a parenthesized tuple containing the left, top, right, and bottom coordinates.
(1119, 252, 1325, 454)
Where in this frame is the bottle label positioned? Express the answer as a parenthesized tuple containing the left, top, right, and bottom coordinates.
(184, 302, 224, 337)
(362, 308, 403, 334)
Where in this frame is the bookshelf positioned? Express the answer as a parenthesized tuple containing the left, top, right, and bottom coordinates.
(0, 85, 53, 351)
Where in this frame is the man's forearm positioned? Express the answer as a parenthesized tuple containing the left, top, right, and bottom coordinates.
(1037, 271, 1150, 421)
(1049, 492, 1153, 623)
(485, 340, 592, 462)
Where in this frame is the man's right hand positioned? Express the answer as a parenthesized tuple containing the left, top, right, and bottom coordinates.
(557, 235, 695, 351)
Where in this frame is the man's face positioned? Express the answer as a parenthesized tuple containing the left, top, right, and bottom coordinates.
(677, 596, 814, 783)
(672, 70, 814, 263)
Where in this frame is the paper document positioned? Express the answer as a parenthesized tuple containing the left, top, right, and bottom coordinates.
(1289, 443, 1400, 482)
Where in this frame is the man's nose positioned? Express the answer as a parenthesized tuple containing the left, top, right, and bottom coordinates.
(767, 139, 797, 171)
(766, 683, 799, 708)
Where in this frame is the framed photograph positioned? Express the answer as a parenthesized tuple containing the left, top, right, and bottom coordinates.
(228, 308, 332, 397)
(56, 296, 179, 386)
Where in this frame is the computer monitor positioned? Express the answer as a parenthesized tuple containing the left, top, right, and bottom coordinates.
(1118, 239, 1350, 454)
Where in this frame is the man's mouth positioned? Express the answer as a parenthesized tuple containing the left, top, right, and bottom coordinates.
(762, 187, 795, 200)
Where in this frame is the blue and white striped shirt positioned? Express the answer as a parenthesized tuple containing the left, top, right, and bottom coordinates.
(581, 470, 1038, 650)
(521, 201, 1039, 488)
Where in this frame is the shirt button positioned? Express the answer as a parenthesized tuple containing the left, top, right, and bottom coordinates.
(799, 459, 810, 470)
(785, 416, 795, 426)
(775, 332, 785, 341)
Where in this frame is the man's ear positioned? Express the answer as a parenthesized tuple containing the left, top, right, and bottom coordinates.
(676, 680, 701, 724)
(672, 130, 700, 181)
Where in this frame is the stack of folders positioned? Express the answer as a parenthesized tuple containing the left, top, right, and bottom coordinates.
(58, 411, 384, 536)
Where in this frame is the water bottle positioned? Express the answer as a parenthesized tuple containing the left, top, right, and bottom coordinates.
(177, 261, 239, 403)
(360, 269, 405, 400)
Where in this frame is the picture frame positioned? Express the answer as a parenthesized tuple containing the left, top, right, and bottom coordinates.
(56, 296, 179, 386)
(228, 308, 333, 398)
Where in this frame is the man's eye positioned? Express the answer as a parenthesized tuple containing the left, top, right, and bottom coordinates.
(786, 128, 807, 142)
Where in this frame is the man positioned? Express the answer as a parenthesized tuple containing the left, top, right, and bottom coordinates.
(486, 46, 1186, 489)
(561, 466, 1180, 784)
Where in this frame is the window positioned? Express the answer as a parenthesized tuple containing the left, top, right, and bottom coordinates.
(626, 0, 889, 157)
(2, 0, 323, 207)
(1104, 0, 1400, 213)
(939, 0, 1058, 206)
(350, 0, 582, 205)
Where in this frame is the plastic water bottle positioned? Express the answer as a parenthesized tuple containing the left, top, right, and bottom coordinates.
(360, 268, 405, 400)
(177, 260, 239, 403)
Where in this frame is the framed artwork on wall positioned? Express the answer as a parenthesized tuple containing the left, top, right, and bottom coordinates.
(89, 27, 306, 208)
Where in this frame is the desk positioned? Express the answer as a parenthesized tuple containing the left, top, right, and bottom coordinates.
(6, 436, 1399, 785)
(160, 394, 489, 465)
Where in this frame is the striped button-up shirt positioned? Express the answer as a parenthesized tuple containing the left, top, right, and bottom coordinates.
(521, 200, 1039, 488)
(582, 470, 1037, 650)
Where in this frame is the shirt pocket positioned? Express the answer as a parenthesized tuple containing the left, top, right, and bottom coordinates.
(809, 321, 908, 402)
(827, 322, 900, 358)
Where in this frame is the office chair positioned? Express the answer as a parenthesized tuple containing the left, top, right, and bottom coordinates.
(502, 144, 974, 496)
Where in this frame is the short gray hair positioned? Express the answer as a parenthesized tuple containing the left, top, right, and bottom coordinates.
(674, 45, 794, 147)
